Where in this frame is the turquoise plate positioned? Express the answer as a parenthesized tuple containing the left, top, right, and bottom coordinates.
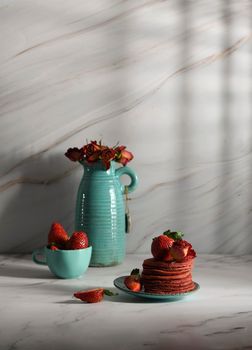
(113, 276, 200, 301)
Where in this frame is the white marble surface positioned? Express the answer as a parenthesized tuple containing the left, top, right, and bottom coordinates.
(0, 253, 252, 350)
(0, 0, 252, 253)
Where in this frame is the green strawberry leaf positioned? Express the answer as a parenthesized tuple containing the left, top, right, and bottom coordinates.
(163, 230, 184, 240)
(103, 289, 118, 296)
(130, 268, 140, 276)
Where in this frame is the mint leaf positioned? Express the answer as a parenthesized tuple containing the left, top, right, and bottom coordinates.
(163, 230, 184, 240)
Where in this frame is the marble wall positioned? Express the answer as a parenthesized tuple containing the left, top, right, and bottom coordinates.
(0, 0, 252, 254)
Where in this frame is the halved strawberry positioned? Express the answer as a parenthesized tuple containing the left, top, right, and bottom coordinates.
(48, 222, 69, 247)
(170, 239, 193, 262)
(162, 249, 174, 262)
(151, 235, 174, 261)
(73, 288, 116, 303)
(124, 268, 142, 292)
(67, 231, 88, 250)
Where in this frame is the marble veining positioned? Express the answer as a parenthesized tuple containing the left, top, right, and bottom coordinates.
(0, 0, 252, 253)
(0, 254, 252, 350)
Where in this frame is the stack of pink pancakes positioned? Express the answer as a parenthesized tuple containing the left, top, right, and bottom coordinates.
(141, 258, 195, 294)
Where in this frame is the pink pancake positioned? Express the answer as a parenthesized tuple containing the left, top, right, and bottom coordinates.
(144, 281, 196, 294)
(141, 257, 195, 294)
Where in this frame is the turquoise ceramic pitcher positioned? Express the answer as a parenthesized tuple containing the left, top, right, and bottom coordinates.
(75, 161, 138, 267)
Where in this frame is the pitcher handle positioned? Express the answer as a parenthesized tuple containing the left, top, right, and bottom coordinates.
(115, 166, 138, 194)
(32, 248, 47, 265)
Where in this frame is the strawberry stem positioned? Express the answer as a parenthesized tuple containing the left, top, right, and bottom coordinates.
(103, 289, 118, 296)
(130, 268, 140, 276)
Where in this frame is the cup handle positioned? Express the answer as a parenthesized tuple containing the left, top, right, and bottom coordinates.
(115, 166, 138, 194)
(32, 248, 47, 265)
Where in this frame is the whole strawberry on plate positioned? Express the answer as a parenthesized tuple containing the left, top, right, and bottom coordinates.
(124, 269, 142, 292)
(67, 231, 89, 250)
(151, 230, 185, 261)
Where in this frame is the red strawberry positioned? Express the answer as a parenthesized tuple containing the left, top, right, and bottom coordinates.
(186, 248, 196, 260)
(73, 288, 116, 303)
(50, 245, 59, 251)
(151, 235, 174, 261)
(124, 276, 141, 292)
(162, 249, 174, 262)
(124, 269, 142, 292)
(74, 288, 104, 303)
(67, 231, 88, 250)
(170, 239, 193, 262)
(48, 222, 69, 247)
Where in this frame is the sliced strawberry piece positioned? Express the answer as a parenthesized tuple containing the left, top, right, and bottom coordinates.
(162, 249, 174, 262)
(73, 288, 117, 303)
(170, 239, 193, 262)
(67, 231, 88, 250)
(74, 288, 104, 303)
(186, 248, 197, 260)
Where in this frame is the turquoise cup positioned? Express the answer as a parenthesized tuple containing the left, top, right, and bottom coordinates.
(32, 246, 92, 279)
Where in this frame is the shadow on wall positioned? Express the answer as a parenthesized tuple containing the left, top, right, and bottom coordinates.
(0, 0, 130, 253)
(0, 152, 80, 253)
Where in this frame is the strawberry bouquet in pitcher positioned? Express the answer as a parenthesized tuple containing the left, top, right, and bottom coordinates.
(64, 140, 138, 267)
(65, 140, 133, 170)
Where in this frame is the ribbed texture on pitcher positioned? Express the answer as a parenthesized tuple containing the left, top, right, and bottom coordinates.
(75, 161, 126, 267)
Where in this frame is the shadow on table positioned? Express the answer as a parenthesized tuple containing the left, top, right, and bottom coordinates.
(1, 263, 195, 304)
(57, 296, 185, 304)
(0, 260, 54, 279)
(56, 287, 186, 304)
